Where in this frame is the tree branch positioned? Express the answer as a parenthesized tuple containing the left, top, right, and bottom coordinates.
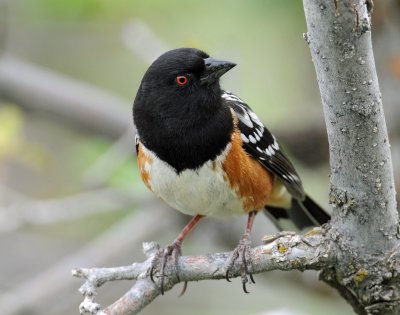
(73, 228, 331, 315)
(303, 0, 400, 314)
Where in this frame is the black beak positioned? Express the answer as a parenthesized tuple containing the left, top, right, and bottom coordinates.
(200, 57, 236, 85)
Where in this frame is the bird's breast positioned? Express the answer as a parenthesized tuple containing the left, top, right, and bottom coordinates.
(137, 129, 275, 217)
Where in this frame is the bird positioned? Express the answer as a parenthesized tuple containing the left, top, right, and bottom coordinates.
(132, 48, 329, 294)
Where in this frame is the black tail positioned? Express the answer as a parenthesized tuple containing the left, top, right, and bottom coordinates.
(264, 195, 330, 231)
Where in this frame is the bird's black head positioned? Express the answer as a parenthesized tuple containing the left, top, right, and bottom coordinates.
(133, 48, 236, 172)
(134, 48, 235, 116)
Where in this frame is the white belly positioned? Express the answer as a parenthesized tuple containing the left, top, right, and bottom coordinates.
(141, 144, 246, 217)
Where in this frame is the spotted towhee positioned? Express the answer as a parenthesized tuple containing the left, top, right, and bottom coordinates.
(133, 48, 329, 294)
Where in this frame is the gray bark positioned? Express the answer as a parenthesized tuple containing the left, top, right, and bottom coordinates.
(303, 0, 399, 314)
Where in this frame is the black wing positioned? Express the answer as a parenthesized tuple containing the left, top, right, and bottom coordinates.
(222, 91, 305, 201)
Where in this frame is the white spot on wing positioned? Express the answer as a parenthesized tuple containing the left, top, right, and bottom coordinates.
(249, 135, 257, 144)
(248, 111, 263, 127)
(272, 137, 280, 150)
(241, 133, 249, 143)
(237, 112, 253, 128)
(269, 145, 275, 155)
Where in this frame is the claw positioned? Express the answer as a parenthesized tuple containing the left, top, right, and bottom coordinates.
(149, 241, 182, 295)
(178, 281, 188, 297)
(225, 211, 257, 293)
(225, 271, 232, 282)
(150, 266, 156, 283)
(225, 233, 255, 293)
(249, 273, 256, 284)
(148, 215, 203, 295)
(225, 250, 238, 282)
(242, 281, 250, 294)
(243, 249, 255, 284)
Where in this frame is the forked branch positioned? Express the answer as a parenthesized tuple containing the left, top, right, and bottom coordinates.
(73, 228, 331, 315)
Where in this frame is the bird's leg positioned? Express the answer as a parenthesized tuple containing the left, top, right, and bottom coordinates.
(225, 210, 257, 293)
(150, 214, 204, 295)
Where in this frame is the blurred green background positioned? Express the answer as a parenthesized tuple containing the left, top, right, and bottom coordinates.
(1, 0, 399, 314)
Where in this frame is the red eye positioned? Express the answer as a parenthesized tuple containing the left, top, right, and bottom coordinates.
(176, 75, 189, 86)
